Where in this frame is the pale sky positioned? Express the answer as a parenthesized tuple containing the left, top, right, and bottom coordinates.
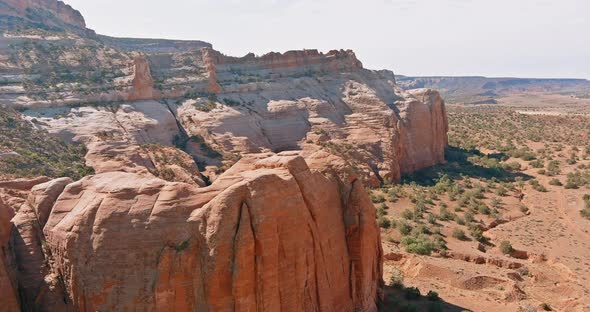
(63, 0, 590, 79)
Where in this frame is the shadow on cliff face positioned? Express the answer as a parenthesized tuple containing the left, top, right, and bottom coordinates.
(379, 285, 469, 312)
(401, 146, 533, 186)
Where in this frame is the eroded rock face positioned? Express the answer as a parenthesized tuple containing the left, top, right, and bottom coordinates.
(397, 88, 448, 175)
(0, 177, 71, 312)
(0, 197, 20, 312)
(128, 56, 156, 101)
(40, 152, 382, 311)
(176, 68, 448, 184)
(1, 0, 87, 30)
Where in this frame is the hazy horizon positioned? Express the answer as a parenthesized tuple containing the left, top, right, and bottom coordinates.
(63, 0, 590, 79)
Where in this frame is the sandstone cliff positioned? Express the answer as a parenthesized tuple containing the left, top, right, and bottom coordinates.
(1, 152, 383, 311)
(0, 2, 450, 311)
(0, 0, 87, 32)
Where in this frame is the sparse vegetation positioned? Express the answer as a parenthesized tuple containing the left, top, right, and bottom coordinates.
(0, 108, 93, 180)
(581, 194, 590, 219)
(499, 240, 514, 254)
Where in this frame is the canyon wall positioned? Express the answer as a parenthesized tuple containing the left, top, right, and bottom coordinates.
(0, 0, 86, 31)
(0, 2, 449, 311)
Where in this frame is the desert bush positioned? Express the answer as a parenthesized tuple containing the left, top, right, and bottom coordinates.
(499, 241, 514, 254)
(490, 196, 502, 208)
(427, 213, 437, 224)
(495, 185, 508, 196)
(452, 228, 467, 240)
(404, 287, 421, 300)
(438, 206, 454, 221)
(581, 195, 590, 219)
(398, 221, 412, 235)
(469, 226, 486, 242)
(0, 109, 93, 180)
(529, 179, 548, 192)
(401, 234, 435, 255)
(426, 290, 440, 301)
(547, 160, 561, 176)
(503, 161, 522, 172)
(376, 206, 387, 218)
(402, 209, 414, 220)
(378, 217, 391, 229)
(370, 194, 386, 203)
(548, 178, 562, 186)
(464, 211, 475, 223)
(389, 268, 405, 289)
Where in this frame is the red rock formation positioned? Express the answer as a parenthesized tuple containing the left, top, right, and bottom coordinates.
(202, 48, 223, 93)
(0, 176, 51, 191)
(27, 177, 72, 226)
(396, 88, 448, 176)
(128, 56, 156, 101)
(0, 197, 20, 312)
(203, 48, 362, 73)
(11, 202, 69, 311)
(1, 0, 86, 29)
(39, 152, 382, 311)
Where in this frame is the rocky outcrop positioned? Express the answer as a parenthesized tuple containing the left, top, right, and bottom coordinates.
(11, 201, 69, 311)
(1, 0, 87, 30)
(205, 48, 363, 74)
(396, 88, 448, 175)
(202, 48, 223, 94)
(37, 152, 382, 311)
(27, 177, 72, 227)
(0, 197, 20, 312)
(176, 68, 448, 184)
(128, 56, 156, 101)
(0, 177, 71, 312)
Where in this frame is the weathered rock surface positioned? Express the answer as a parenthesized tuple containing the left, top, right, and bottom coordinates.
(11, 201, 69, 311)
(0, 197, 20, 312)
(0, 1, 452, 311)
(0, 0, 87, 31)
(1, 2, 448, 185)
(27, 177, 72, 227)
(128, 56, 156, 101)
(176, 68, 448, 184)
(36, 152, 382, 311)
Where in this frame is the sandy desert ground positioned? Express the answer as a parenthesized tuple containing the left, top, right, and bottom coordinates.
(378, 92, 590, 312)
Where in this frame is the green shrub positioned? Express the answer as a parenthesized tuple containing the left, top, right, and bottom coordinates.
(469, 226, 485, 242)
(399, 221, 412, 235)
(426, 290, 440, 301)
(402, 234, 435, 255)
(427, 213, 437, 224)
(376, 206, 387, 218)
(581, 194, 590, 219)
(0, 109, 93, 180)
(378, 217, 391, 229)
(404, 287, 421, 300)
(370, 194, 386, 203)
(402, 209, 414, 220)
(452, 228, 467, 240)
(389, 268, 404, 289)
(547, 160, 561, 176)
(500, 241, 514, 254)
